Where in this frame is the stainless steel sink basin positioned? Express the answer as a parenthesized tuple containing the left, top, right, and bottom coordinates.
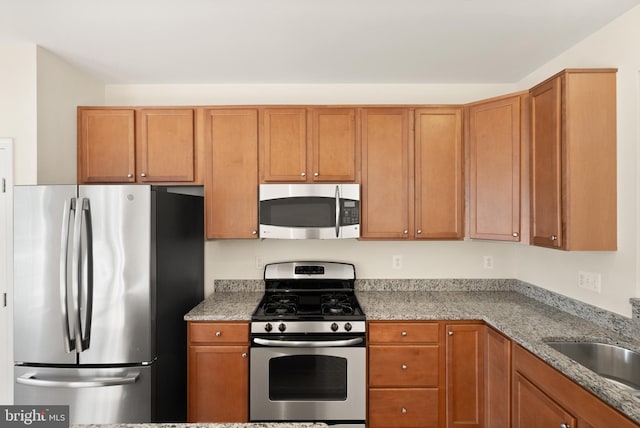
(546, 341, 640, 392)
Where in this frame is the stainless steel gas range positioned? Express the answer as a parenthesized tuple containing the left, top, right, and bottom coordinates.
(250, 261, 366, 428)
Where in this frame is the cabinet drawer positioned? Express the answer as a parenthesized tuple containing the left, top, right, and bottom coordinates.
(369, 345, 439, 387)
(369, 388, 439, 427)
(189, 322, 249, 344)
(369, 322, 439, 344)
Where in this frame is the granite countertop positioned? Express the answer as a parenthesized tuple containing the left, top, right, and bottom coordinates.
(73, 424, 327, 428)
(184, 283, 640, 424)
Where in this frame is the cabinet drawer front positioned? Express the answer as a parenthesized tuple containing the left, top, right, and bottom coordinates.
(369, 345, 439, 387)
(369, 322, 439, 344)
(189, 322, 249, 344)
(369, 388, 438, 427)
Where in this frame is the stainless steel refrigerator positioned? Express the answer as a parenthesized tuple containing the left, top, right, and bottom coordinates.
(13, 185, 203, 424)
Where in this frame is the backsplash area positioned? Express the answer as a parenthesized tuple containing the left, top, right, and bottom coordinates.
(212, 278, 640, 340)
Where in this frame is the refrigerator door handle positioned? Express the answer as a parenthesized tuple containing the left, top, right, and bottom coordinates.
(79, 197, 94, 351)
(16, 372, 140, 388)
(59, 198, 76, 352)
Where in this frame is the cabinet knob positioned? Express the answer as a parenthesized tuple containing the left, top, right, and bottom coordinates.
(401, 407, 407, 414)
(140, 173, 146, 178)
(251, 230, 257, 235)
(127, 173, 133, 178)
(241, 352, 247, 359)
(417, 229, 422, 234)
(560, 424, 571, 428)
(403, 230, 408, 234)
(512, 232, 519, 237)
(401, 331, 407, 337)
(401, 364, 407, 370)
(550, 235, 558, 241)
(314, 172, 319, 177)
(215, 331, 222, 337)
(301, 172, 306, 177)
(448, 331, 453, 336)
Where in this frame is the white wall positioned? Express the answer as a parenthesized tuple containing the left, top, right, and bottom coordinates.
(0, 44, 37, 185)
(36, 47, 105, 184)
(514, 5, 640, 317)
(105, 5, 640, 318)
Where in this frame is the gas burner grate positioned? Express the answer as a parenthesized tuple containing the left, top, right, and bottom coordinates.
(264, 302, 297, 315)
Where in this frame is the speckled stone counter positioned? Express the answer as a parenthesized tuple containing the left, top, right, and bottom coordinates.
(183, 279, 640, 424)
(73, 424, 327, 428)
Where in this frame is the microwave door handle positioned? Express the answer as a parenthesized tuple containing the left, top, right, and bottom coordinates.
(335, 185, 340, 238)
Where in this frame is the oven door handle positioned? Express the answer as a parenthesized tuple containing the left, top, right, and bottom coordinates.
(253, 337, 364, 348)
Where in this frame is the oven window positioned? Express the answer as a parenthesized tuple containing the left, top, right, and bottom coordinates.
(269, 355, 347, 401)
(260, 197, 336, 228)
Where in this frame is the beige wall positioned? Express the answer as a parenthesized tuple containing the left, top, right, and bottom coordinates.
(36, 47, 104, 184)
(103, 5, 640, 317)
(0, 44, 37, 185)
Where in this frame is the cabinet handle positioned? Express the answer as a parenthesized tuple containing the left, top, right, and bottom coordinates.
(403, 230, 408, 234)
(448, 331, 453, 336)
(512, 232, 519, 237)
(215, 331, 222, 337)
(401, 407, 407, 414)
(560, 424, 571, 428)
(401, 364, 407, 370)
(127, 173, 133, 178)
(140, 173, 146, 178)
(301, 172, 306, 177)
(401, 331, 407, 336)
(550, 235, 558, 241)
(314, 172, 319, 177)
(251, 230, 257, 235)
(241, 353, 247, 359)
(417, 229, 422, 234)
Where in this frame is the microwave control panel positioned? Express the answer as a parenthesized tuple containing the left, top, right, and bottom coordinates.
(341, 200, 360, 226)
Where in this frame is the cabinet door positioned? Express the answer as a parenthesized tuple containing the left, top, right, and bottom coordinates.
(485, 327, 511, 428)
(137, 109, 195, 182)
(446, 324, 484, 428)
(360, 108, 411, 239)
(78, 109, 135, 183)
(310, 108, 357, 182)
(415, 108, 464, 240)
(530, 77, 563, 248)
(468, 96, 521, 241)
(205, 109, 258, 239)
(260, 108, 307, 182)
(513, 373, 576, 428)
(187, 345, 249, 422)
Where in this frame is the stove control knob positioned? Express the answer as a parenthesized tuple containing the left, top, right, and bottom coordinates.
(331, 322, 339, 332)
(264, 323, 273, 332)
(344, 322, 352, 332)
(278, 323, 287, 332)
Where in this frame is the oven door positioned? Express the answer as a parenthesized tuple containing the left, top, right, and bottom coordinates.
(250, 338, 366, 424)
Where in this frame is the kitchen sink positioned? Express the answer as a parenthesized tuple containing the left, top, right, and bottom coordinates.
(546, 341, 640, 392)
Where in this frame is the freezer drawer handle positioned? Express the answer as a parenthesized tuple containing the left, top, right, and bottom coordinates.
(17, 372, 140, 388)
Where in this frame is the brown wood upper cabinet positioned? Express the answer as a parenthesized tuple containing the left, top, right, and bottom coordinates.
(360, 107, 464, 240)
(530, 69, 617, 250)
(259, 107, 357, 183)
(78, 107, 200, 184)
(204, 108, 258, 239)
(467, 94, 524, 241)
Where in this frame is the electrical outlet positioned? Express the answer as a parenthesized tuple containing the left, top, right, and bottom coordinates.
(483, 256, 494, 269)
(255, 256, 264, 270)
(392, 255, 403, 270)
(578, 271, 601, 293)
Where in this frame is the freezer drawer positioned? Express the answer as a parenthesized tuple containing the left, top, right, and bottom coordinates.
(14, 365, 152, 424)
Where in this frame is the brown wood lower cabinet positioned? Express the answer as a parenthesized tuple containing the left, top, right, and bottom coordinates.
(187, 321, 249, 422)
(369, 388, 439, 427)
(512, 344, 639, 428)
(485, 326, 511, 427)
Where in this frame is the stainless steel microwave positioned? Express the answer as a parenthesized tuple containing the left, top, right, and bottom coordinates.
(259, 184, 360, 239)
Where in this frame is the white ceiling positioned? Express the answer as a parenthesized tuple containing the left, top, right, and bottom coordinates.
(1, 0, 639, 85)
